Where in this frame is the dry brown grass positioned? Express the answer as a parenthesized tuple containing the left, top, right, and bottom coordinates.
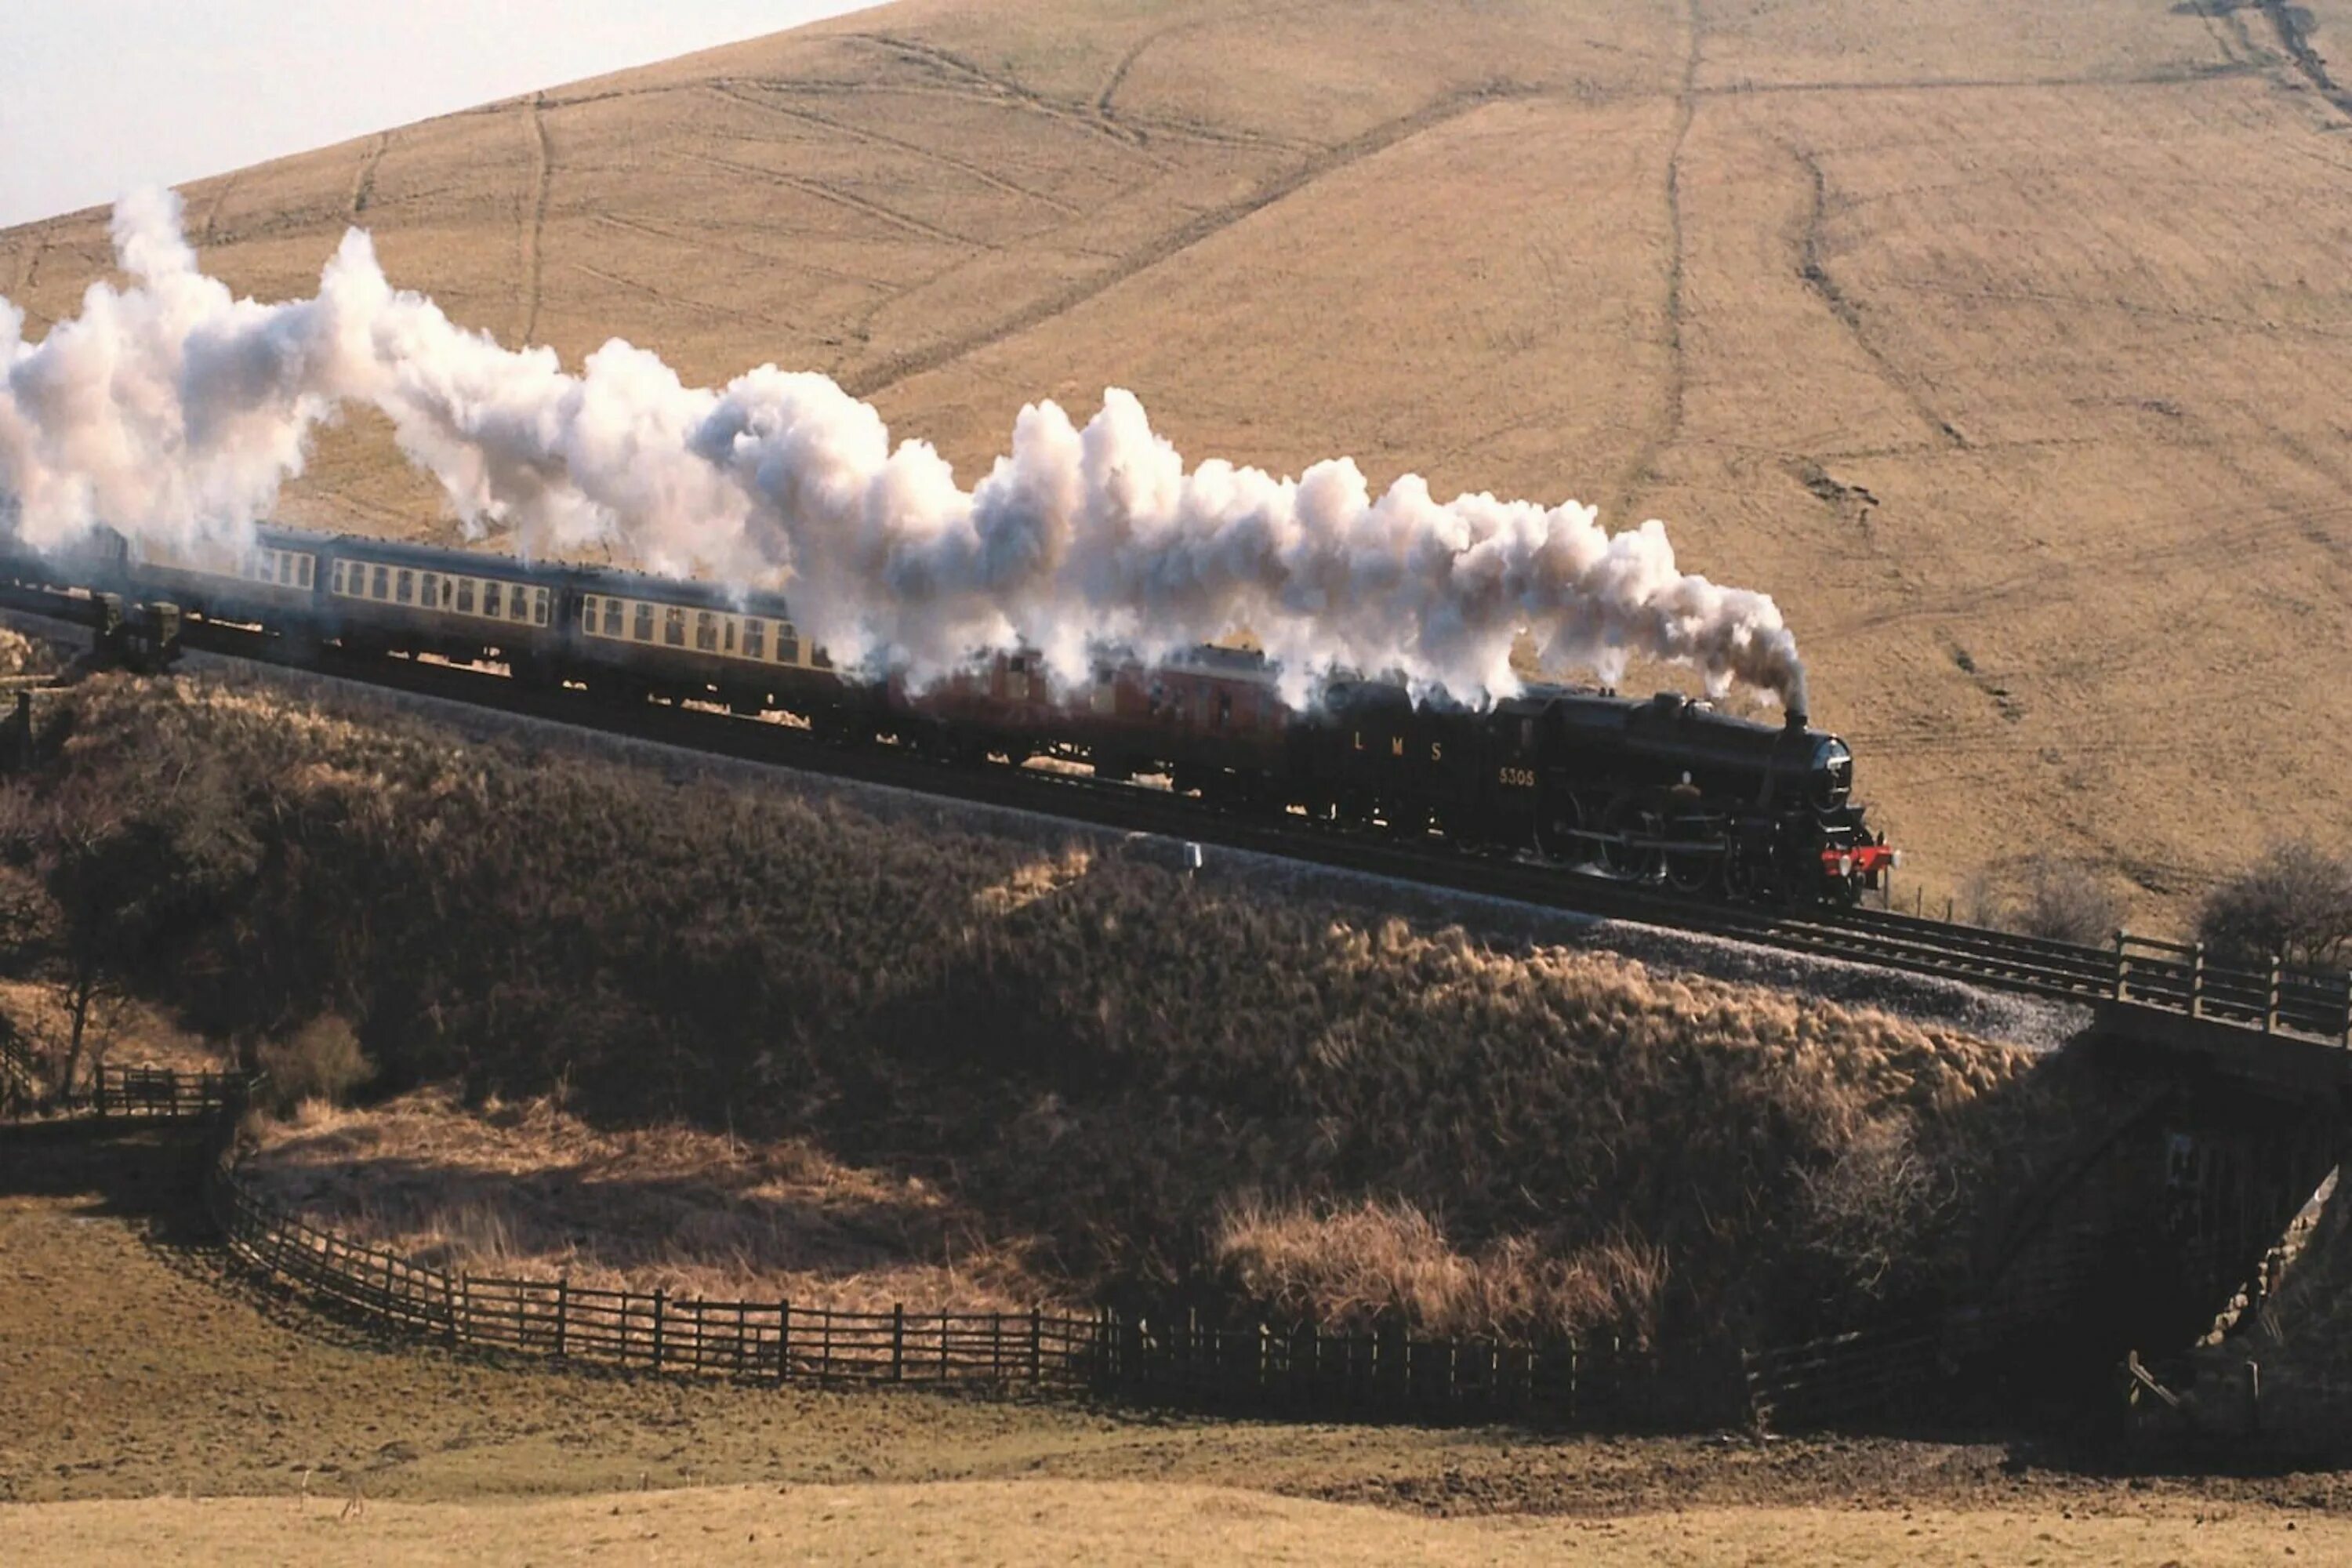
(5, 0, 2344, 923)
(3, 669, 2093, 1348)
(245, 1086, 1048, 1312)
(1214, 1196, 1668, 1341)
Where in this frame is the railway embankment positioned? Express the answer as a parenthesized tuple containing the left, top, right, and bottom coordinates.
(0, 662, 2115, 1376)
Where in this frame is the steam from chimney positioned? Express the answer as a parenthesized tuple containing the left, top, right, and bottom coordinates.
(0, 191, 1809, 713)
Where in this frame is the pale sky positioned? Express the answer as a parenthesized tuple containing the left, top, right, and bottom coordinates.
(0, 1, 880, 229)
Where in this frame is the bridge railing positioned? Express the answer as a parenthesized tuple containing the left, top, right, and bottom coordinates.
(2112, 934, 2352, 1043)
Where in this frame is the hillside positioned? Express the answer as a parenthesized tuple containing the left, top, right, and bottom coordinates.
(2, 667, 2097, 1348)
(7, 0, 2352, 916)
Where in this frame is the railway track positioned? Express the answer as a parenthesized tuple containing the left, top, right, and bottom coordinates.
(10, 583, 2349, 1045)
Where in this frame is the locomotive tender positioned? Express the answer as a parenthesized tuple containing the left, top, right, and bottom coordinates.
(9, 521, 1894, 904)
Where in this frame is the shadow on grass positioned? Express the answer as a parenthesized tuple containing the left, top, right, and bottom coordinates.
(0, 1119, 216, 1240)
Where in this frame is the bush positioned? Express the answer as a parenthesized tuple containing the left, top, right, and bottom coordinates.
(2195, 844, 2352, 970)
(255, 1014, 373, 1113)
(1977, 855, 2124, 946)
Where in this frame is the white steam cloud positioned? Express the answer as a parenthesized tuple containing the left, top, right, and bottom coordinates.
(0, 190, 1809, 713)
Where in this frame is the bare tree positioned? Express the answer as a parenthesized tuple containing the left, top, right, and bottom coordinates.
(2196, 844, 2352, 970)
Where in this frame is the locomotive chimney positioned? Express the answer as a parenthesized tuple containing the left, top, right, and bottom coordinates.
(1784, 706, 1808, 731)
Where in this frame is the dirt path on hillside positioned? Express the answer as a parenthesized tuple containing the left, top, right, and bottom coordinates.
(5, 1127, 2350, 1521)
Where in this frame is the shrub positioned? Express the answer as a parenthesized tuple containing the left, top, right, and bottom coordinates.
(2194, 844, 2352, 970)
(255, 1014, 373, 1113)
(2015, 855, 2125, 944)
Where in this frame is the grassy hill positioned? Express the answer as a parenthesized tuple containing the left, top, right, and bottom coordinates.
(7, 0, 2352, 919)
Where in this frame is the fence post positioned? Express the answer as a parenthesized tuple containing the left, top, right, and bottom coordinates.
(93, 1064, 106, 1120)
(2266, 956, 2282, 1035)
(555, 1278, 569, 1360)
(2112, 930, 2129, 1002)
(457, 1272, 471, 1348)
(652, 1287, 667, 1370)
(891, 1303, 906, 1382)
(2189, 942, 2205, 1019)
(1029, 1307, 1043, 1384)
(775, 1300, 790, 1385)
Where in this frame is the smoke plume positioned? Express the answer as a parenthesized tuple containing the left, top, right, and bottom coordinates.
(0, 191, 1809, 712)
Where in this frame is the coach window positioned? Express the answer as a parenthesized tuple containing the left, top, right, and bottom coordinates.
(779, 624, 800, 665)
(524, 588, 543, 624)
(419, 572, 437, 607)
(664, 606, 686, 647)
(695, 611, 717, 652)
(510, 585, 528, 622)
(395, 569, 414, 604)
(483, 582, 502, 619)
(811, 646, 832, 670)
(371, 565, 390, 599)
(743, 619, 765, 661)
(723, 618, 736, 655)
(456, 578, 476, 614)
(330, 561, 347, 594)
(1216, 690, 1232, 730)
(299, 557, 314, 590)
(633, 602, 653, 641)
(606, 598, 625, 637)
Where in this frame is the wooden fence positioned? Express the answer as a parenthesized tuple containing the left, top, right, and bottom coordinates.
(4, 1058, 1785, 1428)
(205, 1138, 1704, 1420)
(2114, 933, 2352, 1041)
(1744, 1320, 1947, 1432)
(0, 1051, 241, 1121)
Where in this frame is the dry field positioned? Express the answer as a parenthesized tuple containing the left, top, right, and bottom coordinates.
(5, 1128, 2349, 1563)
(6, 0, 2350, 921)
(10, 1483, 2351, 1568)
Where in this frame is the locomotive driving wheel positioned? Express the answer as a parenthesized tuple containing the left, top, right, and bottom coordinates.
(1663, 821, 1722, 894)
(1533, 793, 1584, 863)
(1599, 797, 1663, 882)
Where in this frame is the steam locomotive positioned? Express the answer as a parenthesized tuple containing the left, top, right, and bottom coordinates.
(5, 521, 1895, 904)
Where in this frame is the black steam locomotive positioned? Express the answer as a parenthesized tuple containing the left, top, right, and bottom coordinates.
(1, 521, 1894, 905)
(1299, 680, 1891, 902)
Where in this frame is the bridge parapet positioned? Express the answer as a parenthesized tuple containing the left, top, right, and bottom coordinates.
(2108, 933, 2351, 1044)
